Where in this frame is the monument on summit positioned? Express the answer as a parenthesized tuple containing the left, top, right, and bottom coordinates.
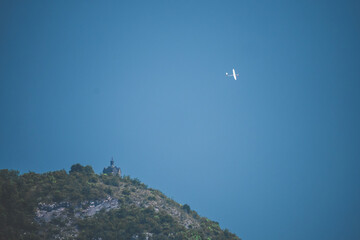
(103, 158, 121, 176)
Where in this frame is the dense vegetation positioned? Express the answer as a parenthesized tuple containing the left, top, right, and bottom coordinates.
(0, 164, 240, 240)
(77, 206, 237, 240)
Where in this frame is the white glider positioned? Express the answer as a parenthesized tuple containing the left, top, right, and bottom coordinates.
(226, 68, 239, 80)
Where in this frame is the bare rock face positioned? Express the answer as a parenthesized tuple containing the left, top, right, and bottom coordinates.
(36, 202, 71, 223)
(75, 197, 119, 217)
(35, 197, 120, 239)
(36, 196, 119, 223)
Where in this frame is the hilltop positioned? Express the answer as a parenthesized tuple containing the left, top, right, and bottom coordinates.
(0, 164, 240, 240)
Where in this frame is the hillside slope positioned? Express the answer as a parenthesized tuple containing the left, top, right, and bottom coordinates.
(0, 164, 241, 240)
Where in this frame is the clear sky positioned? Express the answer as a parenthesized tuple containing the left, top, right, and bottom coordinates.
(1, 1, 360, 239)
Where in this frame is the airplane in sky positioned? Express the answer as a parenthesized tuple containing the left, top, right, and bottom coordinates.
(226, 68, 239, 80)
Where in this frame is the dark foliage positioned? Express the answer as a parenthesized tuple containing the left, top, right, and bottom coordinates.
(77, 206, 184, 239)
(0, 170, 38, 239)
(182, 204, 191, 213)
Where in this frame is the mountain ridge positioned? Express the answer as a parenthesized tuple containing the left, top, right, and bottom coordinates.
(0, 164, 241, 240)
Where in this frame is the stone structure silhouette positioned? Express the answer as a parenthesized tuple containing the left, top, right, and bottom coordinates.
(103, 158, 121, 176)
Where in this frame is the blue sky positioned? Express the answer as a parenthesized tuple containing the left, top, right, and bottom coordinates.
(1, 1, 360, 239)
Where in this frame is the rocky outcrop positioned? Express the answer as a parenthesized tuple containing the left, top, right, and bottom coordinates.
(35, 188, 200, 239)
(36, 202, 70, 223)
(36, 196, 119, 223)
(74, 196, 119, 218)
